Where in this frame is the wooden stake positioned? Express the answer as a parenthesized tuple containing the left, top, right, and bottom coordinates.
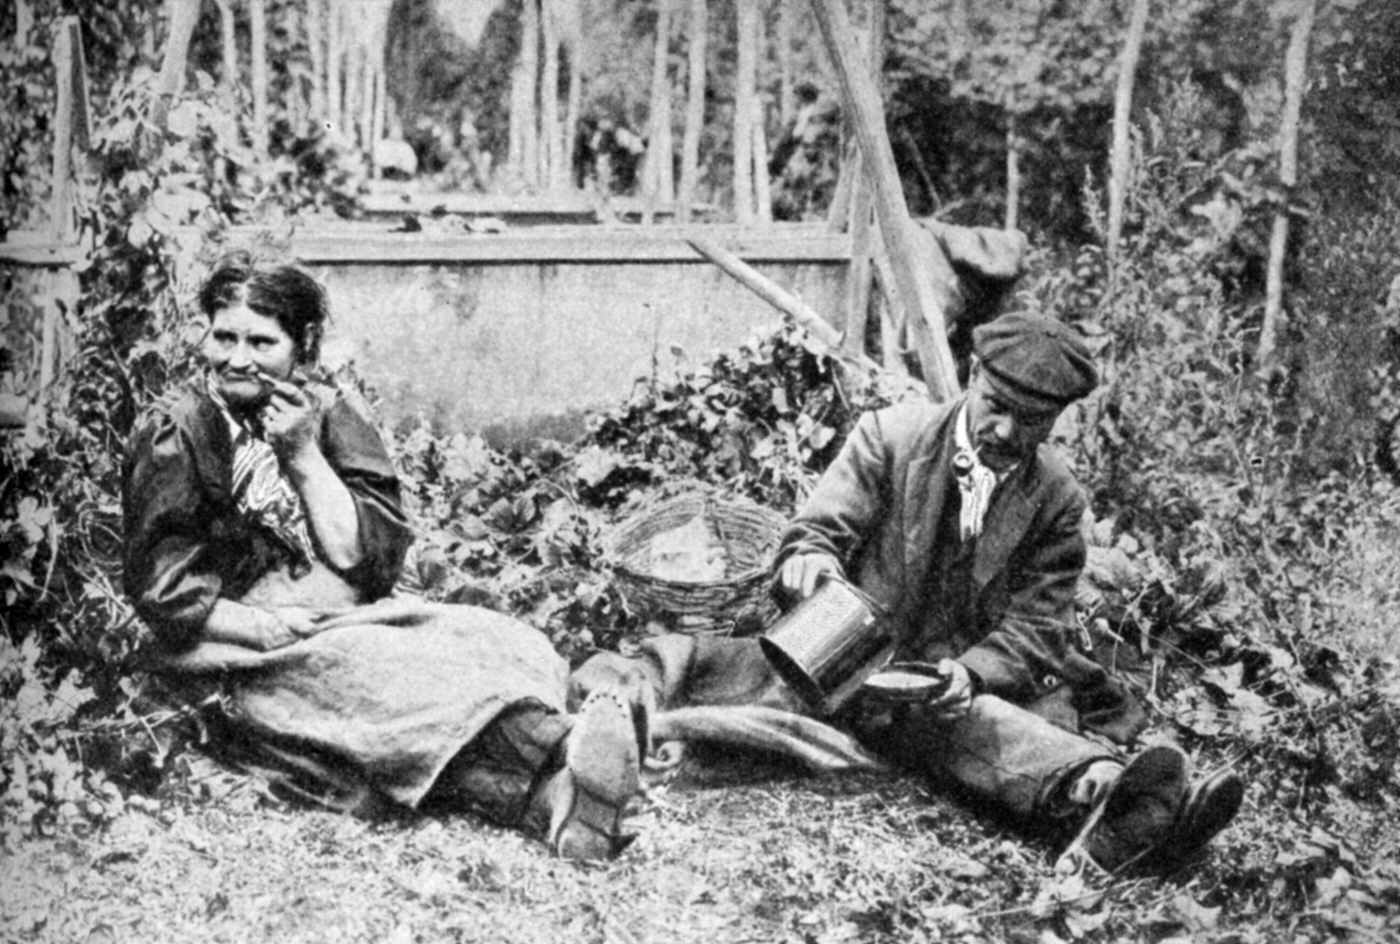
(40, 18, 79, 393)
(808, 0, 959, 400)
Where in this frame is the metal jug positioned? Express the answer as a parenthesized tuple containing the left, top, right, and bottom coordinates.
(758, 574, 894, 717)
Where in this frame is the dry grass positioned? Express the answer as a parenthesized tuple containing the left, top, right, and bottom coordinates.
(4, 743, 1395, 944)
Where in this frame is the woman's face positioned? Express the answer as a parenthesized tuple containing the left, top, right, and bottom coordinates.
(204, 303, 297, 407)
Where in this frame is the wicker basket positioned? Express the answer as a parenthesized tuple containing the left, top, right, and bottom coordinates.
(603, 491, 788, 636)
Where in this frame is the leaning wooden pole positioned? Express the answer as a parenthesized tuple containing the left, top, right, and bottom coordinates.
(842, 0, 883, 359)
(688, 237, 882, 374)
(1107, 0, 1149, 270)
(1258, 0, 1315, 377)
(807, 0, 959, 400)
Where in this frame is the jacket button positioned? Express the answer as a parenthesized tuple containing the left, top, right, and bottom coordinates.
(1041, 674, 1058, 689)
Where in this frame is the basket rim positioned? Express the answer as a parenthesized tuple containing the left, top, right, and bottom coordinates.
(601, 489, 787, 589)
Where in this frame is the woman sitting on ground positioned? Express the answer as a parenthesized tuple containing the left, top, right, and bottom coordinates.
(122, 251, 640, 860)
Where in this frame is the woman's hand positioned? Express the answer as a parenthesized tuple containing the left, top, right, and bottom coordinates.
(253, 606, 326, 651)
(203, 600, 325, 651)
(260, 377, 321, 463)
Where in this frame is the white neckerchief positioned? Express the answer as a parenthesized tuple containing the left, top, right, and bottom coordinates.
(953, 403, 1012, 542)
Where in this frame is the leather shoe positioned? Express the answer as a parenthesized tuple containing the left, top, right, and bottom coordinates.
(1056, 744, 1188, 876)
(1148, 766, 1244, 870)
(547, 688, 641, 861)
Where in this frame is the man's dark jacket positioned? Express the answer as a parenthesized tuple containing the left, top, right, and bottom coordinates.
(776, 398, 1137, 733)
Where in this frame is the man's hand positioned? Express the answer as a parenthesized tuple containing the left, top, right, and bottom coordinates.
(777, 553, 841, 600)
(926, 658, 974, 722)
(260, 376, 321, 462)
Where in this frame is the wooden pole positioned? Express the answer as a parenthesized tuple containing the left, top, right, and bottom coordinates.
(871, 239, 910, 378)
(1259, 0, 1315, 377)
(1107, 0, 1148, 271)
(734, 0, 757, 223)
(327, 1, 343, 135)
(679, 0, 708, 220)
(688, 236, 882, 374)
(250, 0, 269, 153)
(842, 0, 882, 359)
(808, 0, 958, 400)
(151, 0, 201, 131)
(41, 17, 88, 395)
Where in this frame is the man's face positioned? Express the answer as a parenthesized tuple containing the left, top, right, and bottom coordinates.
(964, 361, 1063, 472)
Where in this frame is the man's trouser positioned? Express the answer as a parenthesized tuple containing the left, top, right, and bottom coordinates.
(572, 634, 1111, 825)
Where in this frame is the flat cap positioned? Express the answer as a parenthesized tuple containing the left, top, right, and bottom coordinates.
(972, 312, 1097, 412)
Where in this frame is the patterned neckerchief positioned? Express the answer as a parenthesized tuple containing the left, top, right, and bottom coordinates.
(206, 374, 316, 565)
(952, 402, 1014, 542)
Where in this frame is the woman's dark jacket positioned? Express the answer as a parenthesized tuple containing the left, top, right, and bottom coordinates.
(122, 383, 412, 652)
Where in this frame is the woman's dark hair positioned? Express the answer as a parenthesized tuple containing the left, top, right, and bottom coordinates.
(197, 250, 330, 364)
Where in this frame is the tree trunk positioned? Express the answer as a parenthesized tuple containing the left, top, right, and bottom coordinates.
(360, 43, 376, 148)
(307, 0, 324, 123)
(1107, 0, 1149, 267)
(1004, 111, 1019, 230)
(808, 0, 960, 400)
(1258, 0, 1315, 377)
(371, 53, 386, 157)
(778, 0, 794, 126)
(327, 1, 342, 137)
(643, 0, 674, 213)
(152, 0, 200, 131)
(561, 1, 583, 193)
(215, 0, 237, 101)
(15, 0, 33, 42)
(750, 7, 770, 221)
(249, 0, 268, 154)
(734, 0, 757, 223)
(541, 0, 562, 188)
(752, 96, 772, 222)
(520, 0, 541, 187)
(679, 0, 708, 220)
